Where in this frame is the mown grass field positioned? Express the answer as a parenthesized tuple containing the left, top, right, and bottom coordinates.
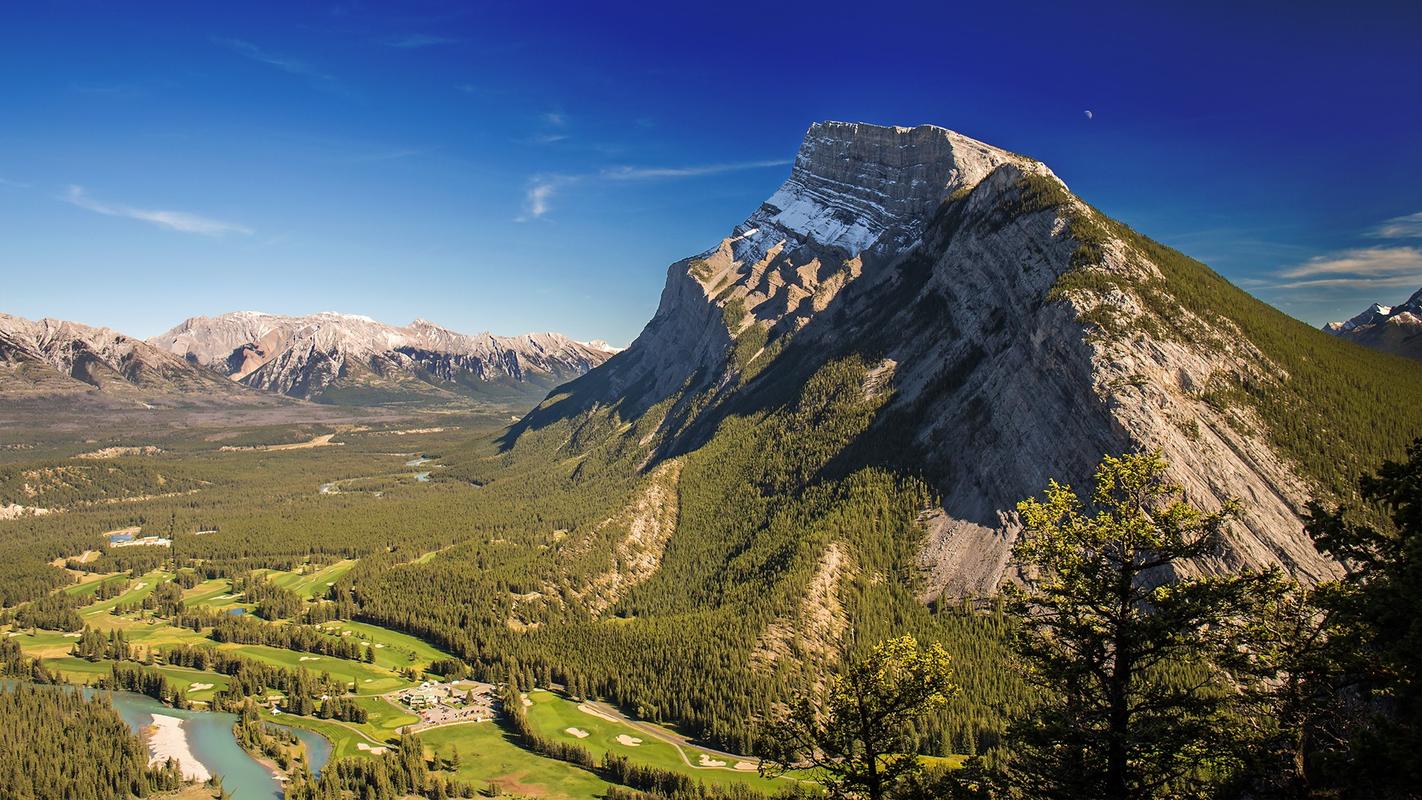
(212, 641, 410, 694)
(420, 721, 613, 799)
(316, 619, 449, 671)
(523, 690, 792, 793)
(266, 559, 357, 600)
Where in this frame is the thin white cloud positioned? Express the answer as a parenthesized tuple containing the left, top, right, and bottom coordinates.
(215, 38, 346, 95)
(384, 34, 457, 48)
(516, 159, 790, 221)
(600, 159, 792, 180)
(0, 177, 30, 189)
(1278, 246, 1422, 280)
(63, 186, 252, 237)
(541, 111, 567, 127)
(1367, 211, 1422, 239)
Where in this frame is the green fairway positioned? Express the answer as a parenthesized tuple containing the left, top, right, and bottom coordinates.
(523, 690, 789, 792)
(62, 573, 129, 598)
(420, 721, 612, 800)
(264, 695, 419, 758)
(216, 642, 411, 694)
(266, 559, 357, 600)
(181, 578, 234, 606)
(81, 569, 173, 616)
(317, 619, 453, 671)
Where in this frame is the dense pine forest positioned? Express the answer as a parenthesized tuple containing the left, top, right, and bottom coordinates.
(0, 683, 186, 799)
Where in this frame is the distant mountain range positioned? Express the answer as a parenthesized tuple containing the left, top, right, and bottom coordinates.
(1324, 288, 1422, 361)
(0, 310, 614, 406)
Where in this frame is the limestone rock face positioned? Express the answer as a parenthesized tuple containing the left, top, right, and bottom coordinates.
(517, 120, 1359, 595)
(150, 312, 612, 403)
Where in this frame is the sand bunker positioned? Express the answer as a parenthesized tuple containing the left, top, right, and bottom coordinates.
(189, 683, 214, 691)
(146, 714, 211, 782)
(616, 735, 643, 747)
(698, 754, 727, 767)
(298, 656, 320, 661)
(565, 727, 590, 738)
(356, 743, 388, 755)
(734, 761, 758, 771)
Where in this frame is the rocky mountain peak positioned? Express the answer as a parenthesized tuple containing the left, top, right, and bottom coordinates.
(734, 121, 1042, 263)
(511, 118, 1399, 596)
(1324, 287, 1422, 361)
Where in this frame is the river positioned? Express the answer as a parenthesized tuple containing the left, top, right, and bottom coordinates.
(100, 688, 331, 799)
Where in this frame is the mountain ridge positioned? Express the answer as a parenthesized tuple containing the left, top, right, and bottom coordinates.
(507, 120, 1422, 599)
(148, 311, 613, 405)
(1324, 287, 1422, 361)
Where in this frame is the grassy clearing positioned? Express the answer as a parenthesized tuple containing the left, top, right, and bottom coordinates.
(523, 690, 787, 792)
(80, 569, 173, 616)
(62, 573, 129, 598)
(216, 642, 410, 694)
(420, 721, 612, 800)
(181, 578, 233, 606)
(263, 695, 419, 758)
(266, 559, 357, 600)
(317, 619, 452, 671)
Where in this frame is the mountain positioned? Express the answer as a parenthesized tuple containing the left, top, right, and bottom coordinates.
(149, 311, 614, 405)
(509, 120, 1422, 600)
(0, 312, 262, 404)
(1324, 288, 1422, 361)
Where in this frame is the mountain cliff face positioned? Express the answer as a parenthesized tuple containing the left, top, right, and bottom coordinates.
(513, 121, 1422, 600)
(150, 312, 614, 404)
(1324, 288, 1422, 361)
(0, 312, 259, 403)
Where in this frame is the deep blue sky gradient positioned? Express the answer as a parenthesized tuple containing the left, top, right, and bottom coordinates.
(2, 1, 1419, 344)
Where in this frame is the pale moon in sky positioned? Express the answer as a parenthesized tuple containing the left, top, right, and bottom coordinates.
(1084, 110, 1093, 119)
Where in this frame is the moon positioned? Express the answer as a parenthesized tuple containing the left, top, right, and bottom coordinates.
(1084, 110, 1093, 120)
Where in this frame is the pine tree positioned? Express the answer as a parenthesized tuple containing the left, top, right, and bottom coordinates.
(1003, 451, 1273, 799)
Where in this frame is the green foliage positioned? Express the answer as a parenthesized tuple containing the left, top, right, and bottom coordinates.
(1294, 439, 1422, 797)
(761, 635, 957, 800)
(1003, 452, 1275, 799)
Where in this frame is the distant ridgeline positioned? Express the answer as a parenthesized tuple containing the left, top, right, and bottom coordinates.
(0, 310, 614, 406)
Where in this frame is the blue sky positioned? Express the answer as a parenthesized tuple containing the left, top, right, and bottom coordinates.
(1, 1, 1419, 346)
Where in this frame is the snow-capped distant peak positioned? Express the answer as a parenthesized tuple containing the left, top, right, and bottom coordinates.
(579, 339, 623, 354)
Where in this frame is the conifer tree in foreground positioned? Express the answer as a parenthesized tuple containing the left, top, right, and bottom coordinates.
(1002, 451, 1273, 799)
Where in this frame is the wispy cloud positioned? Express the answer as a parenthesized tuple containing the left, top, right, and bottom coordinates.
(346, 147, 426, 163)
(383, 34, 458, 48)
(516, 159, 790, 221)
(63, 186, 252, 237)
(517, 175, 574, 222)
(600, 159, 791, 181)
(215, 38, 346, 95)
(0, 177, 30, 189)
(1273, 246, 1422, 289)
(1367, 211, 1422, 240)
